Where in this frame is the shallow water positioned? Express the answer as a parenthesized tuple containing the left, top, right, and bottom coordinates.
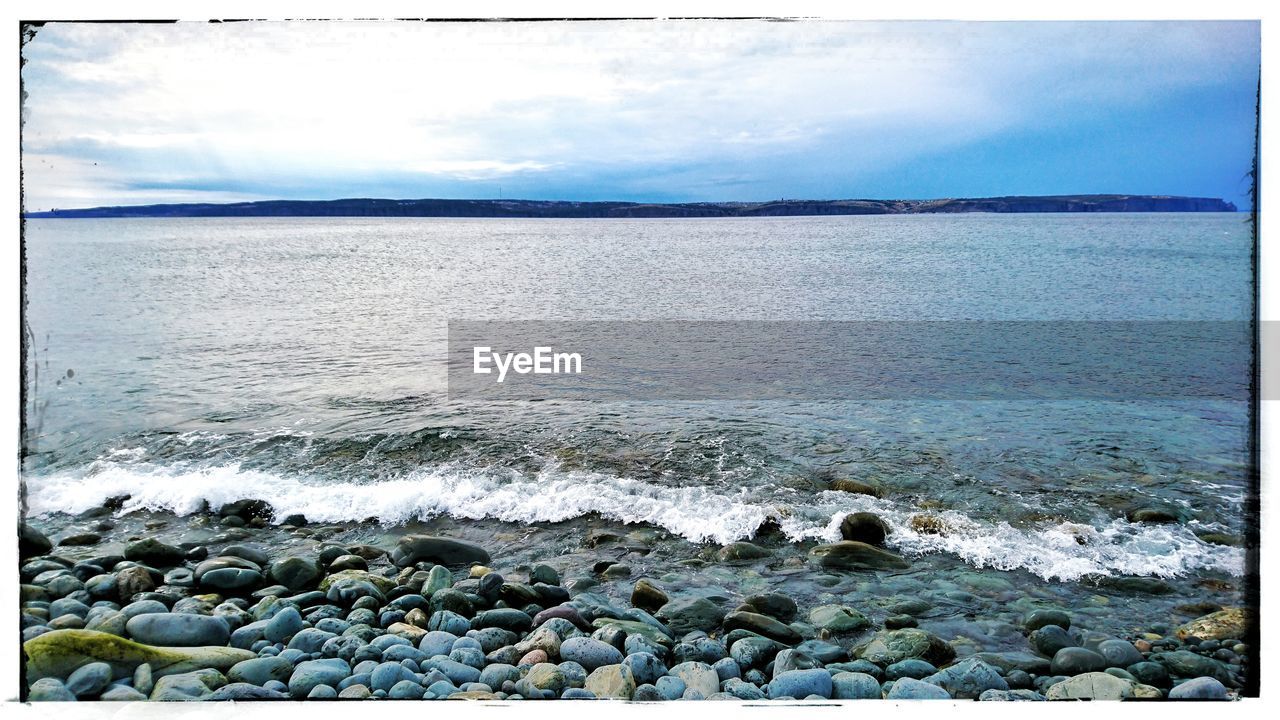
(22, 214, 1252, 591)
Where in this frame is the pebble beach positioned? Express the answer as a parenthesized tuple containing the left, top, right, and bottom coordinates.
(19, 497, 1252, 702)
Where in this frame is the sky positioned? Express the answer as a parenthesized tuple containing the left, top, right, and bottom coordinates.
(20, 20, 1261, 211)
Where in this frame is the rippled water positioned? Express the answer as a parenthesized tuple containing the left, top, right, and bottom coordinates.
(22, 214, 1253, 582)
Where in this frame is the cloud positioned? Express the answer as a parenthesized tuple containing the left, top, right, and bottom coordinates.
(20, 20, 1260, 210)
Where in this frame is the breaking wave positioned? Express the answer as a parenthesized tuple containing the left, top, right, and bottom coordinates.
(24, 456, 1243, 583)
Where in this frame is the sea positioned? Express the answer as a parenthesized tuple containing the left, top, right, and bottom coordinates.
(20, 213, 1254, 639)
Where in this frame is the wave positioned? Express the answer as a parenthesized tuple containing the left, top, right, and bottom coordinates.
(23, 459, 1244, 582)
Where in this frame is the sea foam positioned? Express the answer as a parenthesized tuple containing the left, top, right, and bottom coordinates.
(24, 459, 1244, 582)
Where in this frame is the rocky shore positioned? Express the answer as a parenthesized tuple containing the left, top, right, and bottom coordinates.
(18, 501, 1252, 702)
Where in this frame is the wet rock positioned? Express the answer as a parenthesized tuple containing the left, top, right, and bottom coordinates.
(123, 539, 185, 568)
(1150, 651, 1233, 685)
(1094, 576, 1174, 594)
(218, 499, 273, 520)
(1196, 533, 1242, 547)
(1029, 624, 1075, 657)
(839, 512, 891, 545)
(808, 604, 869, 634)
(908, 514, 949, 535)
(723, 611, 801, 645)
(1024, 609, 1071, 633)
(390, 535, 490, 568)
(20, 523, 54, 559)
(657, 596, 725, 635)
(1097, 639, 1143, 668)
(269, 556, 320, 591)
(59, 533, 102, 547)
(975, 651, 1051, 676)
(730, 635, 783, 670)
(631, 579, 669, 613)
(116, 566, 155, 599)
(1127, 507, 1179, 524)
(201, 568, 263, 593)
(1126, 661, 1170, 688)
(472, 608, 533, 633)
(830, 479, 882, 497)
(742, 593, 798, 623)
(601, 563, 632, 578)
(856, 628, 955, 666)
(717, 542, 771, 561)
(1175, 608, 1251, 641)
(810, 541, 909, 570)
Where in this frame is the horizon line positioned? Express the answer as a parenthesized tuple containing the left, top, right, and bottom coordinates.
(24, 192, 1242, 217)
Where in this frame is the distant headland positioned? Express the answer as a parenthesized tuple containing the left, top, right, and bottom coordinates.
(24, 194, 1238, 219)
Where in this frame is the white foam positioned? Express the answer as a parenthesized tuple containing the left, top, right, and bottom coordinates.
(23, 461, 1244, 582)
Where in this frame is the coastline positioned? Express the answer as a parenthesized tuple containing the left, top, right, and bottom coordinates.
(18, 499, 1251, 701)
(23, 194, 1239, 220)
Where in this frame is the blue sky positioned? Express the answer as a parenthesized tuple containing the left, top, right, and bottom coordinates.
(20, 20, 1260, 211)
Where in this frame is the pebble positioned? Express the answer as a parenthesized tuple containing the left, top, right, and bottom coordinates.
(65, 662, 113, 697)
(886, 677, 951, 700)
(1168, 676, 1230, 700)
(560, 636, 624, 670)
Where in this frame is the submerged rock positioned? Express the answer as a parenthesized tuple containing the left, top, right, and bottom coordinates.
(830, 479, 882, 497)
(390, 535, 490, 568)
(808, 605, 869, 635)
(722, 611, 801, 645)
(810, 541, 909, 570)
(657, 596, 725, 635)
(856, 628, 955, 666)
